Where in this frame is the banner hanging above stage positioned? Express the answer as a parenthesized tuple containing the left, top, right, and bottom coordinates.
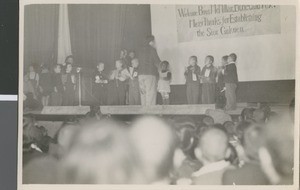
(176, 5, 281, 43)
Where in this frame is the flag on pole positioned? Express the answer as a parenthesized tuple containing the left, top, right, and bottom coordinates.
(57, 4, 72, 64)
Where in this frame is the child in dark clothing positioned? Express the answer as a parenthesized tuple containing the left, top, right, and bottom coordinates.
(92, 62, 108, 105)
(223, 53, 239, 110)
(184, 56, 201, 104)
(39, 65, 53, 106)
(108, 60, 131, 105)
(200, 55, 217, 104)
(216, 55, 228, 108)
(51, 64, 64, 106)
(62, 63, 76, 106)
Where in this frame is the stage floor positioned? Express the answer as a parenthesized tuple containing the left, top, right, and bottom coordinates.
(28, 103, 289, 116)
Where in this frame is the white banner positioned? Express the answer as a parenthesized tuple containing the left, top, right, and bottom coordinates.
(176, 5, 281, 43)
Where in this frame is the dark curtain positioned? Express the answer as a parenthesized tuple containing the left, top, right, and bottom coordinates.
(68, 4, 151, 71)
(68, 4, 151, 104)
(24, 5, 59, 72)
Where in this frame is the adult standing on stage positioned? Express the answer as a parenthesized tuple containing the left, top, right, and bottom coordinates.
(137, 35, 161, 106)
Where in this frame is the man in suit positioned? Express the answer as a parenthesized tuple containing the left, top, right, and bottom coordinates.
(137, 35, 161, 106)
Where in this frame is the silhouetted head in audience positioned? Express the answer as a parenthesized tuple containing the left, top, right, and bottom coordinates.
(241, 124, 263, 161)
(23, 156, 59, 184)
(253, 109, 267, 123)
(266, 111, 278, 123)
(259, 103, 271, 118)
(61, 119, 143, 184)
(202, 115, 214, 126)
(223, 121, 236, 139)
(195, 127, 230, 165)
(84, 105, 103, 122)
(258, 115, 294, 185)
(240, 108, 255, 122)
(23, 115, 43, 152)
(173, 116, 197, 159)
(129, 116, 177, 184)
(235, 121, 253, 142)
(57, 123, 80, 154)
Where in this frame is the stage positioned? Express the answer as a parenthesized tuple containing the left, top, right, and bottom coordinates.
(25, 103, 290, 121)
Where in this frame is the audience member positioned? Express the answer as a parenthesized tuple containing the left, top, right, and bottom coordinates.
(191, 127, 234, 185)
(205, 101, 232, 124)
(223, 125, 269, 185)
(129, 116, 177, 184)
(60, 119, 143, 184)
(258, 115, 294, 185)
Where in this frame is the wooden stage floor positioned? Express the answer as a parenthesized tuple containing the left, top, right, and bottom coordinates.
(29, 103, 289, 116)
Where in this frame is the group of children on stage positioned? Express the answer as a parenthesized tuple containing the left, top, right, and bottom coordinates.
(91, 56, 172, 106)
(23, 51, 238, 110)
(185, 53, 238, 110)
(24, 56, 78, 108)
(91, 51, 237, 109)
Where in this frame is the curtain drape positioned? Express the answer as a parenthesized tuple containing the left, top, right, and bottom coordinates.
(68, 4, 151, 71)
(24, 4, 59, 71)
(68, 5, 126, 70)
(57, 4, 72, 64)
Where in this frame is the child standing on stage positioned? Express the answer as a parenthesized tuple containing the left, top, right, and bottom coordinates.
(62, 63, 76, 106)
(39, 64, 53, 106)
(223, 53, 238, 110)
(215, 55, 228, 108)
(51, 64, 64, 106)
(128, 58, 140, 105)
(108, 60, 131, 105)
(157, 61, 172, 105)
(92, 62, 108, 105)
(25, 64, 39, 99)
(184, 56, 201, 104)
(200, 55, 217, 104)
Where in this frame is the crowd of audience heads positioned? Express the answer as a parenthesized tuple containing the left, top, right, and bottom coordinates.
(23, 100, 295, 185)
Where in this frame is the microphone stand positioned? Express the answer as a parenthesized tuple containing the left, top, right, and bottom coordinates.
(77, 67, 82, 107)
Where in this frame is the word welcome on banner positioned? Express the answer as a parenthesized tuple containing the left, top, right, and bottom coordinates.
(176, 5, 281, 43)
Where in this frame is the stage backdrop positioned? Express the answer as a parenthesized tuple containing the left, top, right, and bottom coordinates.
(151, 5, 296, 84)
